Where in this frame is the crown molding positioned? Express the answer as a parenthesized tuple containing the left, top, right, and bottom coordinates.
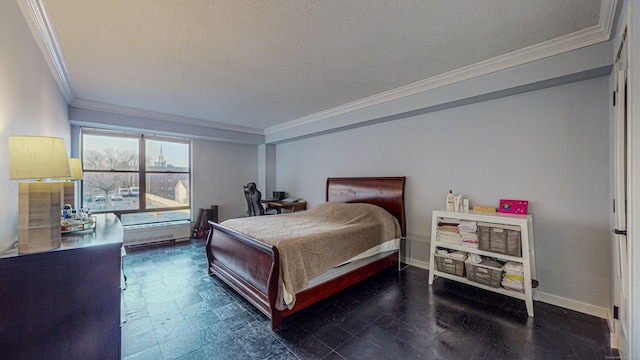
(599, 0, 617, 36)
(17, 0, 76, 104)
(70, 99, 264, 135)
(265, 0, 617, 135)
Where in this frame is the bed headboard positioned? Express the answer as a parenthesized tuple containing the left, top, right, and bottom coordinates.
(326, 177, 406, 237)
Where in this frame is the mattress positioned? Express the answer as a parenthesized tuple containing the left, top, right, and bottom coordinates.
(282, 238, 400, 306)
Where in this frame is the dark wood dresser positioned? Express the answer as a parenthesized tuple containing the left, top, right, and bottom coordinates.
(0, 213, 123, 359)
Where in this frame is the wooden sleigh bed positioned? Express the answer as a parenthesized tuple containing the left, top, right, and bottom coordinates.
(205, 177, 406, 329)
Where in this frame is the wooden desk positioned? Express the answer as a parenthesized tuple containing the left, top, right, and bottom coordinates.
(262, 200, 307, 213)
(0, 213, 123, 360)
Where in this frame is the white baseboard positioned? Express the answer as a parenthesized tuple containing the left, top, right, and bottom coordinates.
(610, 331, 619, 350)
(533, 291, 608, 319)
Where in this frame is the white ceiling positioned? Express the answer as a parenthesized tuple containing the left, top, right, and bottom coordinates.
(36, 0, 609, 134)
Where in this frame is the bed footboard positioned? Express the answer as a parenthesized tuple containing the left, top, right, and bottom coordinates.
(206, 221, 280, 325)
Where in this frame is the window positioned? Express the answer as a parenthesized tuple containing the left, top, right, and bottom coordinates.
(145, 139, 189, 210)
(81, 129, 190, 222)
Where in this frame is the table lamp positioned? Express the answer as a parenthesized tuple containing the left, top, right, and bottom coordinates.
(8, 136, 71, 253)
(54, 158, 83, 209)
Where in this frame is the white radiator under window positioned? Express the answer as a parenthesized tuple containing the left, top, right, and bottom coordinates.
(123, 220, 190, 247)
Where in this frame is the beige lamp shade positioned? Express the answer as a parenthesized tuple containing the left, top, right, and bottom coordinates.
(54, 158, 83, 180)
(8, 136, 71, 180)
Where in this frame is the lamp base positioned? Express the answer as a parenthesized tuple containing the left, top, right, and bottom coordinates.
(18, 182, 62, 253)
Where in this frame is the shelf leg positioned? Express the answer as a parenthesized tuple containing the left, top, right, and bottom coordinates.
(524, 282, 534, 317)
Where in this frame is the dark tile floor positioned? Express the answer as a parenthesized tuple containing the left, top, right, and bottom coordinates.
(121, 239, 618, 359)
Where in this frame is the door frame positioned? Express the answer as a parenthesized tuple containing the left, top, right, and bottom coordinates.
(611, 25, 630, 353)
(629, 0, 639, 357)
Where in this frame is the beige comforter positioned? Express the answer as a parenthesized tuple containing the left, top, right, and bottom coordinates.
(220, 202, 401, 309)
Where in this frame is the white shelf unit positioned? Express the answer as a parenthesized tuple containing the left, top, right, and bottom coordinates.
(428, 209, 536, 316)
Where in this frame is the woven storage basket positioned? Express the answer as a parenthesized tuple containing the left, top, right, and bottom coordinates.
(465, 260, 503, 288)
(478, 222, 522, 257)
(434, 253, 466, 277)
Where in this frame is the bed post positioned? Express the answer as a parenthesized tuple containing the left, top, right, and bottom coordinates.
(205, 221, 215, 275)
(267, 247, 282, 330)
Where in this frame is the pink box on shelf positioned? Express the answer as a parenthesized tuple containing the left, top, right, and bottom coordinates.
(498, 199, 528, 214)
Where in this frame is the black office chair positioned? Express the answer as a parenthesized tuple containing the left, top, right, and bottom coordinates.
(244, 182, 264, 216)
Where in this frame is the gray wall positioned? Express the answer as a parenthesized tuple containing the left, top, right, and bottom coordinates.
(275, 76, 611, 310)
(191, 139, 258, 222)
(0, 0, 71, 253)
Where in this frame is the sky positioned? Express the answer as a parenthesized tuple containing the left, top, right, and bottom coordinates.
(83, 134, 189, 167)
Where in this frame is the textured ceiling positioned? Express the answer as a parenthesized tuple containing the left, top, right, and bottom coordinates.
(44, 0, 603, 131)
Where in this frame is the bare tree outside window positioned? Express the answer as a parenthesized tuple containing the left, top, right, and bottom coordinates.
(83, 147, 137, 196)
(84, 148, 137, 171)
